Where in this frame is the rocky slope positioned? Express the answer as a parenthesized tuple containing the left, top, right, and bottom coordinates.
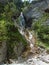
(8, 0, 49, 65)
(23, 0, 49, 27)
(0, 0, 49, 65)
(5, 29, 49, 65)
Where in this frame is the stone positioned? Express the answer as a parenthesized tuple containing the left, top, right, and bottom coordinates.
(14, 42, 24, 56)
(0, 41, 7, 63)
(23, 0, 49, 28)
(39, 55, 49, 63)
(33, 58, 49, 65)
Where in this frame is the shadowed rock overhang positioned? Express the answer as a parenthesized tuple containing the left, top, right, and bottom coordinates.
(23, 0, 49, 28)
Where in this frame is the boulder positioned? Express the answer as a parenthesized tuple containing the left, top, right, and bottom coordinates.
(39, 55, 49, 63)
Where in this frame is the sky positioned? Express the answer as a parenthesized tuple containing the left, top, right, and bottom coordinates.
(22, 0, 33, 3)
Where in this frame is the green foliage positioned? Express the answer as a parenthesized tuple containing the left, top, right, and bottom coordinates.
(4, 2, 19, 21)
(0, 20, 7, 42)
(33, 13, 49, 44)
(13, 0, 23, 10)
(6, 21, 27, 59)
(6, 21, 27, 45)
(38, 26, 49, 43)
(0, 17, 27, 59)
(23, 1, 29, 7)
(0, 1, 27, 59)
(0, 3, 4, 14)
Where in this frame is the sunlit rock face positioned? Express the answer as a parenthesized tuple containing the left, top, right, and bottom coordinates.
(23, 0, 49, 28)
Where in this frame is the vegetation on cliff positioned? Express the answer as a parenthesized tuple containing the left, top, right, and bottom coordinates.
(32, 13, 49, 49)
(0, 1, 27, 60)
(0, 0, 49, 63)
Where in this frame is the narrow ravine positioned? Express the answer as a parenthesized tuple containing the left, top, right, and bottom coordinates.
(8, 11, 49, 65)
(0, 0, 49, 65)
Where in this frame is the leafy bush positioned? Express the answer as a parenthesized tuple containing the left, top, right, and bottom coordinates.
(32, 13, 49, 44)
(0, 20, 7, 42)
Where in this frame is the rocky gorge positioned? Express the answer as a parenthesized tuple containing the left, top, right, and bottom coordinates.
(0, 0, 49, 65)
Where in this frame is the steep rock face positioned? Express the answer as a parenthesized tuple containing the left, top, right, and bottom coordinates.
(23, 0, 49, 27)
(0, 42, 7, 63)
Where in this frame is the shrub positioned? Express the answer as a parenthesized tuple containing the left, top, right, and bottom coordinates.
(32, 13, 49, 44)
